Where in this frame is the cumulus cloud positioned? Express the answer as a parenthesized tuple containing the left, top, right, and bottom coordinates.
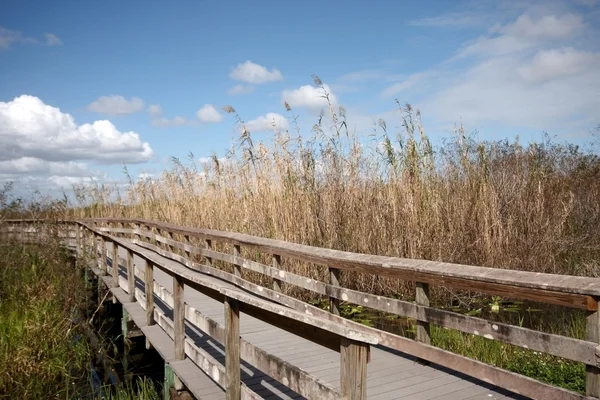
(196, 104, 222, 123)
(87, 95, 144, 116)
(246, 113, 289, 133)
(282, 84, 338, 111)
(146, 104, 187, 126)
(229, 61, 282, 84)
(0, 26, 36, 49)
(148, 104, 162, 117)
(44, 33, 62, 46)
(518, 47, 599, 83)
(0, 95, 153, 174)
(228, 84, 255, 95)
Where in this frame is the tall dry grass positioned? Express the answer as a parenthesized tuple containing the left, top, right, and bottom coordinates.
(72, 76, 600, 302)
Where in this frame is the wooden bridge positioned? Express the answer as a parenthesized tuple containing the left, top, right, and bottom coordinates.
(3, 218, 600, 400)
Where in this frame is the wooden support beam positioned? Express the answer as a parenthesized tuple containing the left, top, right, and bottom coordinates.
(416, 282, 431, 345)
(233, 244, 242, 278)
(173, 275, 185, 361)
(145, 259, 155, 327)
(272, 254, 282, 292)
(100, 237, 106, 276)
(340, 337, 369, 400)
(112, 241, 119, 289)
(127, 249, 135, 303)
(587, 297, 600, 397)
(329, 267, 340, 315)
(205, 239, 212, 267)
(225, 297, 241, 400)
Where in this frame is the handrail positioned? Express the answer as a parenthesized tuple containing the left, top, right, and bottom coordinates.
(2, 218, 600, 400)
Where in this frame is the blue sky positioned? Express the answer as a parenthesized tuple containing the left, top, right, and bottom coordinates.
(1, 0, 599, 195)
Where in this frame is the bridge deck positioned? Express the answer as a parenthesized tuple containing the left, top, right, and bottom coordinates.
(107, 240, 527, 400)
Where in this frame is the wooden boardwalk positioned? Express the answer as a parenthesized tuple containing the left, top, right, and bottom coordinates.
(110, 240, 525, 400)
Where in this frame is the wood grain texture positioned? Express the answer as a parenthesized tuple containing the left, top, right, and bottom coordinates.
(127, 249, 135, 302)
(225, 297, 241, 400)
(82, 217, 600, 297)
(112, 241, 119, 288)
(341, 337, 369, 400)
(173, 275, 185, 360)
(145, 259, 155, 326)
(416, 282, 431, 345)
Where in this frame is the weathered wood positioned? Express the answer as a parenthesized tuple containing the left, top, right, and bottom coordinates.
(112, 241, 119, 288)
(145, 259, 155, 326)
(130, 223, 596, 310)
(100, 236, 106, 275)
(184, 235, 191, 259)
(340, 337, 369, 400)
(329, 267, 341, 315)
(416, 282, 431, 345)
(272, 254, 282, 292)
(233, 244, 242, 278)
(587, 297, 600, 397)
(182, 302, 340, 400)
(173, 275, 185, 360)
(127, 249, 135, 303)
(225, 297, 241, 400)
(76, 224, 81, 255)
(205, 239, 212, 267)
(133, 237, 600, 365)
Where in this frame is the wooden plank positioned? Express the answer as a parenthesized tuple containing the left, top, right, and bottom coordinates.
(233, 245, 242, 278)
(100, 236, 106, 275)
(329, 267, 341, 316)
(587, 297, 600, 397)
(112, 241, 119, 288)
(145, 259, 155, 326)
(183, 303, 341, 400)
(85, 217, 600, 297)
(127, 248, 135, 302)
(136, 236, 599, 366)
(174, 275, 185, 360)
(225, 297, 241, 400)
(416, 282, 431, 345)
(340, 337, 369, 400)
(272, 254, 282, 292)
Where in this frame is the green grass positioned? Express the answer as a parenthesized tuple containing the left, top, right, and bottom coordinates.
(325, 299, 588, 394)
(0, 243, 89, 399)
(0, 243, 161, 400)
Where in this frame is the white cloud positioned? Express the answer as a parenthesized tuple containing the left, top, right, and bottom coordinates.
(196, 104, 222, 123)
(151, 116, 187, 127)
(0, 26, 36, 49)
(148, 104, 162, 117)
(228, 84, 255, 95)
(44, 33, 62, 46)
(0, 95, 153, 165)
(229, 61, 282, 84)
(382, 72, 429, 97)
(379, 7, 600, 137)
(496, 13, 584, 40)
(246, 113, 289, 133)
(87, 95, 145, 116)
(282, 84, 338, 111)
(517, 47, 599, 83)
(409, 12, 487, 28)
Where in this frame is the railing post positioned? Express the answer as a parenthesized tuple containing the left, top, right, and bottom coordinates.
(329, 267, 340, 315)
(127, 249, 135, 302)
(587, 297, 600, 397)
(272, 254, 282, 292)
(173, 275, 185, 360)
(184, 235, 191, 259)
(134, 223, 141, 242)
(225, 296, 241, 400)
(167, 231, 174, 253)
(416, 282, 431, 345)
(340, 337, 369, 400)
(100, 237, 107, 275)
(112, 241, 119, 288)
(205, 239, 212, 267)
(76, 224, 81, 256)
(145, 259, 155, 326)
(233, 245, 242, 278)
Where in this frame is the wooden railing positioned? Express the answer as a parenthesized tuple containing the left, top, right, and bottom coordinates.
(3, 218, 600, 400)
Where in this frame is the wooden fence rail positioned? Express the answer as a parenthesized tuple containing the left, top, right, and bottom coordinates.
(2, 218, 600, 400)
